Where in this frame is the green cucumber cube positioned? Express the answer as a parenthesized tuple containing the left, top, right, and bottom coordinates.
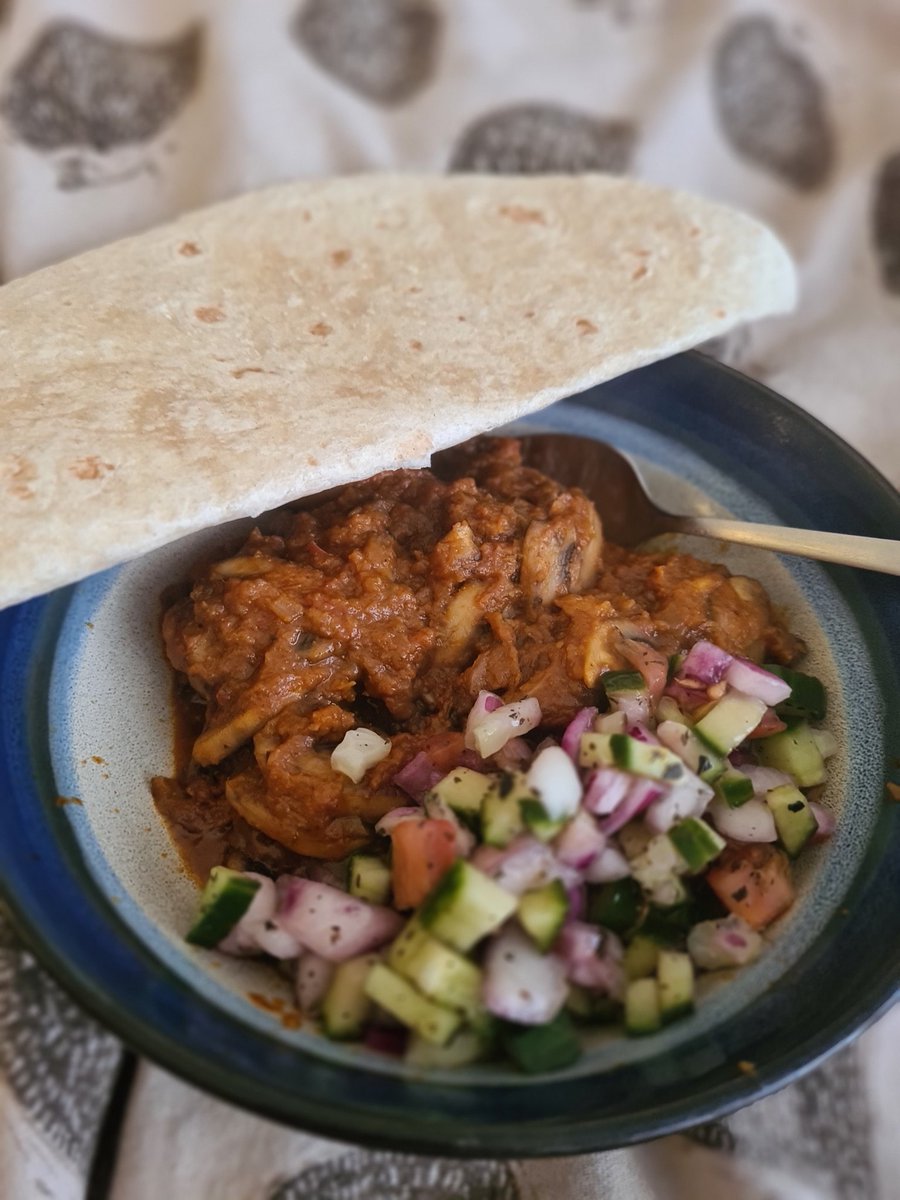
(322, 953, 379, 1040)
(625, 977, 662, 1036)
(430, 767, 490, 828)
(587, 877, 644, 934)
(657, 950, 695, 1023)
(578, 733, 615, 769)
(419, 861, 518, 952)
(623, 934, 660, 980)
(714, 769, 755, 809)
(756, 722, 827, 788)
(610, 734, 690, 784)
(405, 1027, 490, 1068)
(765, 783, 818, 857)
(363, 963, 461, 1045)
(518, 880, 569, 951)
(391, 928, 483, 1019)
(603, 670, 646, 697)
(348, 855, 392, 905)
(519, 798, 565, 843)
(500, 1012, 581, 1073)
(668, 818, 726, 874)
(186, 867, 260, 948)
(694, 692, 767, 755)
(764, 664, 827, 721)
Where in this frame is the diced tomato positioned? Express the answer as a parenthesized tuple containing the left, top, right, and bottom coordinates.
(747, 707, 788, 740)
(390, 818, 459, 910)
(706, 843, 795, 930)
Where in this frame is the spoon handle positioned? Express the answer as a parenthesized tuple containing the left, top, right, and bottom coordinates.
(667, 515, 900, 577)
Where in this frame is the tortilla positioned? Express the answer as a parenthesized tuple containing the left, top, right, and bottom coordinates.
(0, 173, 794, 610)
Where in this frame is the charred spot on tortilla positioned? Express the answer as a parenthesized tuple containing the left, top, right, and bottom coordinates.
(1, 20, 203, 153)
(449, 103, 635, 175)
(194, 306, 225, 323)
(291, 0, 442, 106)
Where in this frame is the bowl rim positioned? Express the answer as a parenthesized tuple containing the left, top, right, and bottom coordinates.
(2, 350, 899, 1156)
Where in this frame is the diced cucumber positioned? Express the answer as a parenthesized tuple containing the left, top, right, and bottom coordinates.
(624, 934, 660, 980)
(639, 902, 696, 946)
(625, 977, 662, 1036)
(480, 773, 529, 847)
(518, 880, 569, 951)
(390, 927, 483, 1019)
(405, 1027, 490, 1068)
(603, 670, 646, 697)
(756, 722, 827, 787)
(714, 768, 754, 808)
(765, 783, 818, 858)
(519, 798, 565, 843)
(348, 855, 392, 905)
(501, 1012, 581, 1073)
(363, 963, 461, 1046)
(578, 732, 615, 769)
(617, 821, 653, 861)
(419, 860, 518, 952)
(610, 734, 691, 784)
(430, 767, 490, 829)
(765, 664, 827, 722)
(186, 867, 260, 948)
(657, 950, 695, 1023)
(321, 953, 378, 1040)
(587, 877, 644, 934)
(656, 696, 690, 726)
(668, 818, 726, 874)
(565, 985, 621, 1023)
(694, 692, 767, 755)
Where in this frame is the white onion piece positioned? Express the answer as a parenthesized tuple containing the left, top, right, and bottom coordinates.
(583, 844, 632, 883)
(481, 836, 566, 896)
(275, 879, 403, 962)
(740, 765, 792, 795)
(809, 801, 836, 841)
(375, 806, 422, 836)
(464, 690, 502, 749)
(468, 697, 542, 758)
(644, 778, 713, 834)
(812, 728, 839, 759)
(656, 720, 703, 770)
(708, 796, 777, 842)
(687, 916, 763, 971)
(423, 793, 476, 856)
(583, 768, 631, 817)
(295, 952, 335, 1013)
(526, 745, 582, 820)
(724, 658, 791, 706)
(331, 727, 391, 783)
(553, 809, 606, 870)
(483, 925, 568, 1024)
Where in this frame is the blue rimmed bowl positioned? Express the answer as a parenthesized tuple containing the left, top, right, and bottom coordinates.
(2, 351, 898, 1155)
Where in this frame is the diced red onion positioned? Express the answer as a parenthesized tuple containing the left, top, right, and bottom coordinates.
(627, 722, 660, 745)
(423, 793, 476, 856)
(554, 922, 625, 998)
(275, 879, 403, 963)
(644, 776, 713, 834)
(707, 796, 777, 842)
(363, 1025, 408, 1057)
(615, 693, 651, 728)
(619, 638, 669, 703)
(467, 696, 542, 758)
(583, 843, 632, 883)
(469, 843, 507, 876)
(491, 736, 533, 772)
(254, 922, 304, 959)
(809, 801, 836, 841)
(553, 809, 606, 870)
(680, 640, 734, 684)
(216, 873, 283, 957)
(295, 952, 335, 1013)
(475, 835, 566, 896)
(724, 658, 792, 706)
(561, 707, 598, 760)
(555, 920, 601, 966)
(583, 767, 631, 817)
(599, 776, 667, 836)
(687, 915, 763, 970)
(526, 745, 582, 820)
(663, 679, 711, 715)
(393, 752, 442, 801)
(566, 884, 587, 922)
(741, 765, 793, 795)
(375, 806, 422, 836)
(483, 924, 568, 1025)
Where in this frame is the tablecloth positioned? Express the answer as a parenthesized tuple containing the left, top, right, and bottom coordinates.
(0, 2, 897, 1197)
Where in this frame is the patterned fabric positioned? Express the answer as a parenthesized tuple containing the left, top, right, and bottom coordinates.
(0, 2, 896, 1197)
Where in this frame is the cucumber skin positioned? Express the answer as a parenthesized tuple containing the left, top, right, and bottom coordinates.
(766, 784, 818, 858)
(518, 880, 569, 952)
(186, 868, 260, 948)
(348, 855, 392, 905)
(501, 1012, 581, 1073)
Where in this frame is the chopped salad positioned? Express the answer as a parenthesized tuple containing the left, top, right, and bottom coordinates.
(186, 641, 834, 1073)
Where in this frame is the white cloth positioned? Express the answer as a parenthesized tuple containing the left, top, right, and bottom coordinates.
(0, 1, 897, 1197)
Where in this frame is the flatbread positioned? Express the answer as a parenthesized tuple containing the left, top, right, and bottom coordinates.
(0, 174, 794, 610)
